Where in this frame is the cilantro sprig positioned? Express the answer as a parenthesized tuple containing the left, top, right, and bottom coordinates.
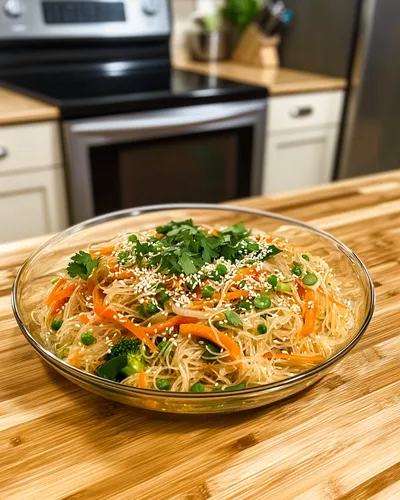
(66, 251, 99, 279)
(124, 219, 281, 277)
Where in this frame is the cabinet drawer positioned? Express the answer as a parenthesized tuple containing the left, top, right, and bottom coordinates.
(0, 168, 68, 243)
(268, 90, 344, 133)
(0, 121, 62, 174)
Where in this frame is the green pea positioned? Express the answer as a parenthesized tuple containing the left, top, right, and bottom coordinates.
(302, 273, 318, 286)
(247, 242, 260, 253)
(257, 324, 267, 335)
(157, 288, 171, 303)
(156, 379, 171, 391)
(209, 270, 221, 281)
(147, 303, 160, 315)
(128, 234, 138, 243)
(291, 265, 302, 277)
(51, 319, 63, 331)
(81, 332, 95, 346)
(253, 295, 271, 310)
(190, 383, 205, 393)
(302, 254, 310, 261)
(216, 263, 228, 276)
(157, 340, 172, 355)
(202, 285, 215, 298)
(239, 280, 246, 289)
(268, 275, 278, 288)
(238, 300, 251, 311)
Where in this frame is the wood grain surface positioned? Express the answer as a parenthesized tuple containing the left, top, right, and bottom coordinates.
(173, 48, 347, 95)
(1, 171, 400, 500)
(0, 88, 59, 125)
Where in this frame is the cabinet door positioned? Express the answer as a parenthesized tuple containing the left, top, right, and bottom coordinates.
(0, 169, 68, 243)
(262, 127, 339, 195)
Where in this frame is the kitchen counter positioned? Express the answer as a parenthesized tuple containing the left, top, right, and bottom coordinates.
(0, 88, 59, 125)
(173, 49, 347, 95)
(1, 171, 400, 499)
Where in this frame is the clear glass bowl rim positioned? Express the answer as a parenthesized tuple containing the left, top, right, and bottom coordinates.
(11, 203, 375, 400)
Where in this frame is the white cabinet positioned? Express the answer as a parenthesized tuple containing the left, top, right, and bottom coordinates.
(262, 90, 345, 195)
(0, 121, 68, 243)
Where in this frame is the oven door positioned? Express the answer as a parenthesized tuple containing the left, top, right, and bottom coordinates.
(63, 100, 266, 224)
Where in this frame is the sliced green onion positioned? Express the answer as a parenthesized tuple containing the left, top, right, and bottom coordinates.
(302, 273, 318, 286)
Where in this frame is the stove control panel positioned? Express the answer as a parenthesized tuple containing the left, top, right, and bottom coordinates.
(0, 0, 170, 39)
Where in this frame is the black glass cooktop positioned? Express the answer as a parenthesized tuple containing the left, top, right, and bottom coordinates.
(0, 62, 267, 119)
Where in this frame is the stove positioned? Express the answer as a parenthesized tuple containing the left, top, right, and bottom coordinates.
(0, 0, 267, 224)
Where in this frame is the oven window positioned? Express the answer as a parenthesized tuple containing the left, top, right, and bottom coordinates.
(89, 127, 253, 216)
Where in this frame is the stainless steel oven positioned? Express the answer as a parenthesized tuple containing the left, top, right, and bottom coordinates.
(63, 100, 266, 224)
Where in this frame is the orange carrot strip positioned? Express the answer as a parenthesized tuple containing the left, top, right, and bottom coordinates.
(180, 324, 241, 362)
(301, 289, 318, 336)
(79, 313, 91, 324)
(86, 277, 95, 297)
(318, 290, 346, 309)
(138, 369, 147, 388)
(52, 284, 77, 302)
(232, 264, 258, 282)
(92, 287, 157, 352)
(155, 233, 164, 239)
(67, 349, 81, 367)
(218, 289, 249, 301)
(45, 278, 66, 304)
(50, 298, 68, 315)
(143, 316, 197, 335)
(264, 352, 324, 364)
(89, 245, 115, 257)
(113, 270, 137, 280)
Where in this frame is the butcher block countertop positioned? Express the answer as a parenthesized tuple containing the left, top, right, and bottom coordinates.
(1, 171, 400, 499)
(0, 88, 59, 125)
(173, 49, 347, 95)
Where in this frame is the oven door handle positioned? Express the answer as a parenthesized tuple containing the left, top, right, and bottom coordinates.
(70, 101, 266, 135)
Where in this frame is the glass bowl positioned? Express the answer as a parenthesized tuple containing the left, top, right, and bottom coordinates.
(12, 204, 375, 414)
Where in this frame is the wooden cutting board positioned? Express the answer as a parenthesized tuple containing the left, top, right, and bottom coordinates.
(1, 171, 400, 500)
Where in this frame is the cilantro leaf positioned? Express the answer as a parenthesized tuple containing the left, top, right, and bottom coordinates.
(179, 252, 197, 275)
(262, 245, 282, 260)
(66, 251, 99, 279)
(222, 310, 243, 328)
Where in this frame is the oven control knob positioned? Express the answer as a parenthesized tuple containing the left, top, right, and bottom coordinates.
(142, 0, 158, 16)
(3, 0, 22, 18)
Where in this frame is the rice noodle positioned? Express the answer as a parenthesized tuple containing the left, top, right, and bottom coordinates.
(31, 222, 356, 392)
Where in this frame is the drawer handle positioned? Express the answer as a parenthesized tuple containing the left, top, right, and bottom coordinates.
(290, 106, 313, 118)
(0, 146, 8, 159)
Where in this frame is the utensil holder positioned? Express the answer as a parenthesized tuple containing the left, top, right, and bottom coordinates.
(231, 24, 280, 68)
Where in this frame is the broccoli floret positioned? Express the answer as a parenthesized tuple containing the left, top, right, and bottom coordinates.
(105, 337, 141, 360)
(96, 338, 146, 381)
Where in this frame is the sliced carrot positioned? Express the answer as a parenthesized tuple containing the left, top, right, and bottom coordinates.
(45, 278, 66, 304)
(318, 290, 346, 309)
(264, 352, 325, 364)
(155, 233, 164, 239)
(218, 289, 249, 301)
(79, 313, 91, 324)
(89, 245, 115, 257)
(301, 289, 318, 336)
(180, 323, 241, 362)
(143, 315, 197, 335)
(232, 264, 258, 282)
(210, 228, 219, 236)
(138, 369, 147, 388)
(92, 287, 157, 351)
(67, 349, 81, 367)
(50, 298, 68, 315)
(86, 277, 96, 296)
(113, 270, 137, 280)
